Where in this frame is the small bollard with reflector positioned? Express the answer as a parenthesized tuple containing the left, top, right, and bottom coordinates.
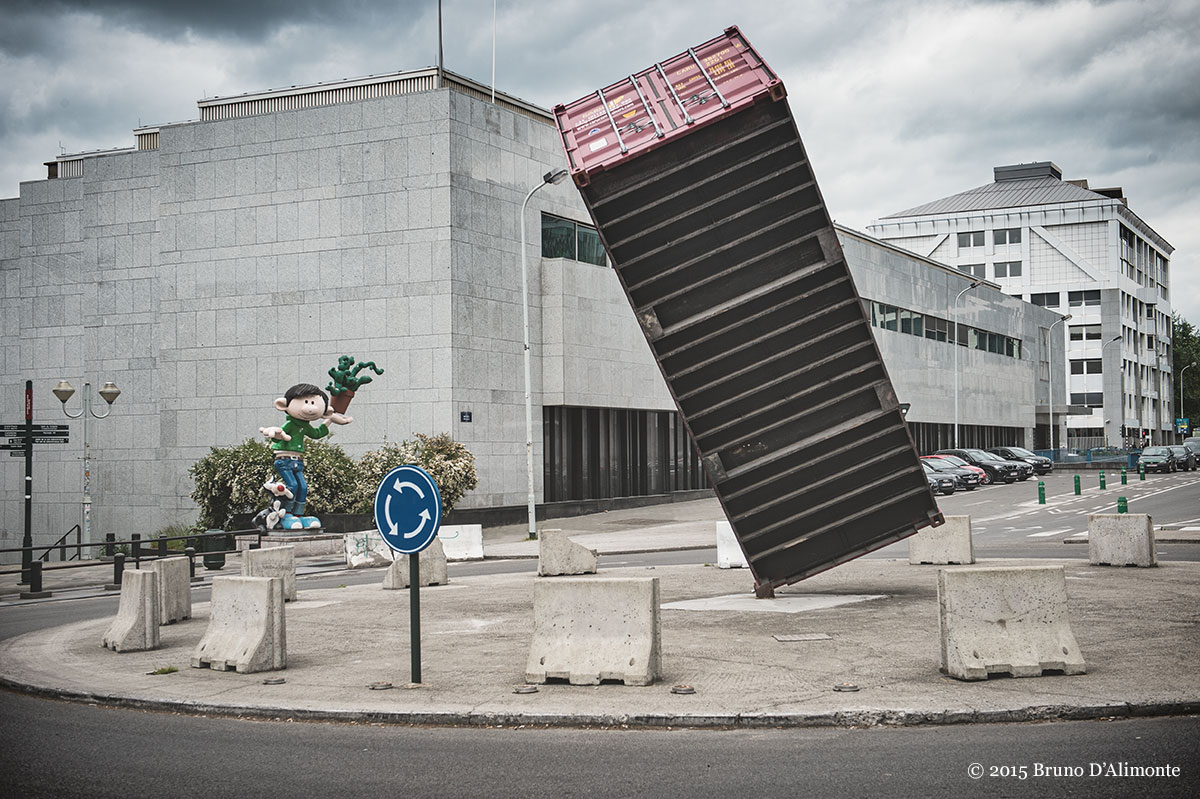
(1139, 461, 1145, 480)
(1121, 467, 1127, 485)
(1117, 496, 1128, 514)
(20, 560, 51, 599)
(1073, 475, 1081, 495)
(1099, 470, 1106, 490)
(1037, 481, 1045, 504)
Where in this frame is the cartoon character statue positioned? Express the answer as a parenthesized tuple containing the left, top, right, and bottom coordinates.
(258, 383, 352, 531)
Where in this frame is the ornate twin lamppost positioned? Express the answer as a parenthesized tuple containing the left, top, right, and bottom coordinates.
(52, 380, 120, 548)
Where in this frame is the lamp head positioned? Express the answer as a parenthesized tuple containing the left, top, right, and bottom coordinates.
(544, 168, 569, 186)
(1061, 314, 1072, 321)
(98, 382, 121, 405)
(52, 380, 75, 405)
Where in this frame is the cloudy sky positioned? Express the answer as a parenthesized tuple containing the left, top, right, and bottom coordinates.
(3, 0, 1198, 321)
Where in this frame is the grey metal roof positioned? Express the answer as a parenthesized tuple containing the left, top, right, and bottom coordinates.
(881, 176, 1112, 218)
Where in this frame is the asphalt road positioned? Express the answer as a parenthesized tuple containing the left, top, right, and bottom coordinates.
(1, 690, 1195, 799)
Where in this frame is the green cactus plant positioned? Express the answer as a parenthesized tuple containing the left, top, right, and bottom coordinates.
(326, 355, 384, 413)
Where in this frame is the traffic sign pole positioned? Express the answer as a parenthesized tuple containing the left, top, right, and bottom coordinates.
(20, 381, 33, 586)
(373, 465, 443, 687)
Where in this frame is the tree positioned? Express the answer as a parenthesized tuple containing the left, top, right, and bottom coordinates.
(1173, 313, 1200, 436)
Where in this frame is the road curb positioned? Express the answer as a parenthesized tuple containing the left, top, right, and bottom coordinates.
(3, 675, 1197, 730)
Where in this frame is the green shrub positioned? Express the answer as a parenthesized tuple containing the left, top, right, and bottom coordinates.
(352, 433, 478, 515)
(188, 439, 275, 530)
(302, 440, 360, 516)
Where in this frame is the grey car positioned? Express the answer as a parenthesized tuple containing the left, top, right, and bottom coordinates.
(1169, 446, 1198, 471)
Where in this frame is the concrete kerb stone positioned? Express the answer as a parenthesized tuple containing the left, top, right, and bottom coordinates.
(938, 565, 1085, 681)
(537, 529, 598, 576)
(715, 521, 748, 569)
(525, 577, 661, 686)
(148, 556, 191, 624)
(382, 537, 449, 589)
(438, 524, 484, 561)
(191, 575, 286, 673)
(101, 569, 161, 653)
(1088, 513, 1157, 567)
(909, 515, 975, 565)
(243, 545, 297, 601)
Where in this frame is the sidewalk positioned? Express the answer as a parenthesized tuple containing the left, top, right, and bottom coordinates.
(2, 497, 1199, 728)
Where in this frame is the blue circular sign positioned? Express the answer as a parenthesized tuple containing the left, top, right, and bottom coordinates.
(373, 465, 443, 555)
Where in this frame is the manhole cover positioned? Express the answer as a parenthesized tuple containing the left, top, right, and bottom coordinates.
(513, 685, 539, 694)
(262, 677, 286, 685)
(832, 682, 860, 692)
(367, 682, 393, 691)
(670, 684, 696, 695)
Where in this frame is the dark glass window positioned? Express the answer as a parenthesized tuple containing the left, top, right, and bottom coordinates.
(1068, 289, 1101, 307)
(576, 225, 606, 266)
(994, 228, 1022, 245)
(1030, 292, 1059, 307)
(994, 260, 1021, 278)
(541, 215, 576, 259)
(957, 231, 984, 248)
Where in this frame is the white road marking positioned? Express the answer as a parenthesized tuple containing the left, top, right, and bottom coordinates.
(1028, 528, 1075, 538)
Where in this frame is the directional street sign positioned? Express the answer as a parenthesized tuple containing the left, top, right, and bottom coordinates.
(6, 437, 69, 445)
(0, 424, 69, 433)
(373, 465, 443, 555)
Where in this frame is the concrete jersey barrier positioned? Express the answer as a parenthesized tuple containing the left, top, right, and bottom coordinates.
(715, 521, 749, 568)
(909, 515, 975, 565)
(537, 529, 598, 576)
(243, 545, 297, 601)
(525, 577, 660, 686)
(149, 556, 191, 624)
(383, 538, 449, 589)
(101, 569, 161, 653)
(938, 565, 1085, 681)
(1088, 513, 1157, 567)
(438, 524, 484, 561)
(192, 575, 286, 673)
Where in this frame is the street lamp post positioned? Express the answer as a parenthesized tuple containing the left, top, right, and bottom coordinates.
(519, 168, 569, 541)
(1102, 335, 1122, 448)
(1183, 360, 1198, 439)
(1047, 313, 1071, 458)
(53, 380, 120, 550)
(952, 280, 983, 448)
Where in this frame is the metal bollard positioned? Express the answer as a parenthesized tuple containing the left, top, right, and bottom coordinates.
(1139, 462, 1146, 481)
(1121, 467, 1128, 485)
(1037, 481, 1045, 504)
(1099, 470, 1106, 490)
(19, 560, 52, 599)
(1073, 475, 1081, 495)
(104, 533, 115, 558)
(157, 533, 168, 557)
(1117, 496, 1128, 514)
(184, 546, 202, 583)
(106, 553, 126, 591)
(131, 533, 142, 567)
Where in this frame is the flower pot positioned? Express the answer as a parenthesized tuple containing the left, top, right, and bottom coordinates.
(330, 389, 355, 415)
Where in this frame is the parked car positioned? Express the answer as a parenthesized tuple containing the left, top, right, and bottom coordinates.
(1137, 446, 1177, 473)
(923, 454, 987, 482)
(1183, 437, 1200, 457)
(988, 446, 1053, 475)
(934, 448, 1022, 484)
(1168, 445, 1198, 471)
(922, 462, 957, 495)
(921, 456, 981, 491)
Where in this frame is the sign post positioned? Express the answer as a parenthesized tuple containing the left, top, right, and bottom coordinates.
(373, 464, 442, 685)
(4, 390, 71, 584)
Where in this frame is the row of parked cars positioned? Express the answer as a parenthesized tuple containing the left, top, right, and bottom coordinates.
(1136, 439, 1200, 473)
(920, 446, 1052, 496)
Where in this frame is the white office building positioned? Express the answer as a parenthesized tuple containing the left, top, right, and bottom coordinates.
(868, 162, 1174, 450)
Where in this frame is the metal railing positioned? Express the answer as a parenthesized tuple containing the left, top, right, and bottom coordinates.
(1, 528, 264, 597)
(37, 524, 82, 563)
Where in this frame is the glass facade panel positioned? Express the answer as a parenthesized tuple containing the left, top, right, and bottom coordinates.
(576, 225, 607, 266)
(541, 215, 576, 259)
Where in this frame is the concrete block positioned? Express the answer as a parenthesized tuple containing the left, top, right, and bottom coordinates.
(242, 545, 297, 601)
(101, 569, 161, 652)
(438, 524, 484, 561)
(382, 538, 449, 589)
(192, 576, 286, 673)
(538, 529, 598, 576)
(525, 577, 660, 686)
(715, 521, 748, 568)
(938, 565, 1085, 681)
(344, 529, 393, 568)
(1088, 514, 1156, 567)
(909, 516, 975, 565)
(149, 556, 191, 624)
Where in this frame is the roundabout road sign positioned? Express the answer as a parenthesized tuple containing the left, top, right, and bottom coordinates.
(374, 465, 442, 555)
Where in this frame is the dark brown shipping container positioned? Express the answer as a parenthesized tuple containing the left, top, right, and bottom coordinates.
(553, 26, 943, 592)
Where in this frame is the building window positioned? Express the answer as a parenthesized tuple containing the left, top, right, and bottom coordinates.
(1070, 392, 1103, 407)
(1068, 290, 1101, 307)
(958, 263, 985, 278)
(541, 214, 607, 266)
(1030, 292, 1059, 308)
(957, 231, 984, 248)
(1069, 325, 1102, 341)
(1070, 359, 1102, 375)
(994, 228, 1022, 245)
(994, 260, 1022, 278)
(866, 298, 1020, 359)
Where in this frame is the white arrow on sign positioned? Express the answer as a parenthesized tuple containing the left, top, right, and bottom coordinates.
(383, 480, 432, 538)
(394, 479, 425, 498)
(404, 509, 431, 539)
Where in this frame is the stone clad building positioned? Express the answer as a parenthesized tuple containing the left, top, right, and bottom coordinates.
(1, 68, 1060, 557)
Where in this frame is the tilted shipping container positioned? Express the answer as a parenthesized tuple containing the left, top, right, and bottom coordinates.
(554, 26, 943, 593)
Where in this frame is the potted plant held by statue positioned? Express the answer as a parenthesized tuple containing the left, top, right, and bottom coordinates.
(326, 356, 385, 414)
